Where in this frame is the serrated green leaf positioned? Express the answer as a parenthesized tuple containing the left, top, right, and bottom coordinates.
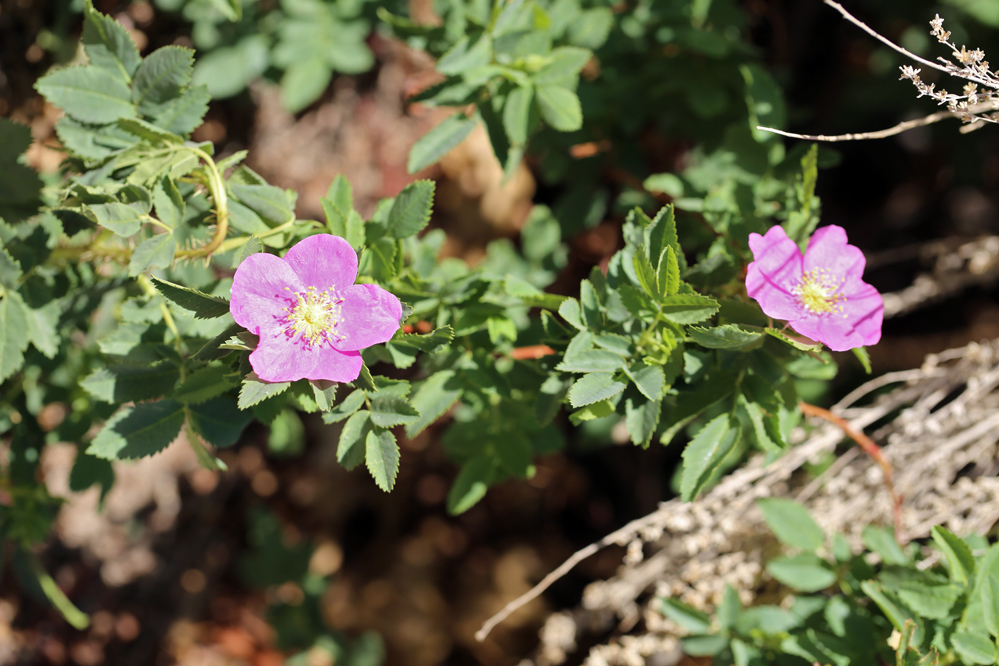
(128, 233, 176, 276)
(568, 372, 626, 408)
(952, 631, 998, 665)
(447, 455, 492, 515)
(660, 373, 736, 445)
(932, 525, 976, 586)
(36, 65, 136, 124)
(388, 180, 435, 238)
(150, 276, 230, 319)
(765, 327, 823, 352)
(132, 46, 194, 116)
(647, 204, 680, 262)
(85, 202, 145, 236)
(69, 451, 115, 500)
(153, 176, 185, 229)
(406, 371, 462, 438)
(658, 246, 679, 297)
(151, 84, 211, 136)
(117, 117, 183, 145)
(310, 380, 337, 412)
(853, 346, 872, 374)
(688, 324, 763, 349)
(632, 245, 660, 300)
(535, 85, 582, 132)
(88, 400, 185, 460)
(322, 388, 366, 424)
(80, 363, 180, 403)
(861, 525, 908, 565)
(437, 34, 492, 75)
(192, 322, 243, 361)
(366, 237, 398, 282)
(556, 349, 625, 373)
(680, 413, 738, 501)
(25, 300, 60, 359)
(337, 410, 371, 470)
(173, 364, 237, 404)
(82, 0, 141, 81)
(757, 498, 825, 552)
(369, 395, 420, 428)
(533, 46, 591, 86)
(861, 581, 920, 640)
(739, 393, 781, 452)
(625, 396, 660, 447)
(879, 567, 962, 620)
(0, 294, 29, 381)
(407, 113, 477, 174)
(365, 429, 400, 492)
(766, 553, 837, 592)
(230, 183, 294, 225)
(558, 297, 585, 330)
(188, 397, 251, 448)
(625, 364, 666, 401)
(238, 372, 291, 409)
(391, 326, 455, 352)
(280, 57, 331, 113)
(322, 175, 353, 238)
(0, 247, 22, 290)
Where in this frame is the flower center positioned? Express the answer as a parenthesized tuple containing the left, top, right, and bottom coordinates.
(792, 268, 846, 316)
(283, 286, 344, 347)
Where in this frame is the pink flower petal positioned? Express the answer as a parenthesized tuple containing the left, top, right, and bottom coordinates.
(803, 225, 866, 280)
(249, 328, 363, 382)
(335, 283, 404, 352)
(230, 252, 304, 332)
(789, 281, 883, 351)
(283, 234, 358, 294)
(746, 226, 803, 321)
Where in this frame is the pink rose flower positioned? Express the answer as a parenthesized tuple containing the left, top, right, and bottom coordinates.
(230, 234, 403, 382)
(746, 225, 883, 352)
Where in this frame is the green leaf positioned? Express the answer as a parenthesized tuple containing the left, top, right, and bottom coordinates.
(132, 46, 194, 116)
(280, 57, 331, 113)
(193, 322, 243, 361)
(188, 397, 252, 448)
(879, 568, 962, 620)
(680, 413, 738, 501)
(0, 247, 22, 290)
(81, 363, 180, 403)
(533, 47, 591, 86)
(150, 276, 230, 319)
(682, 635, 729, 657)
(535, 85, 582, 132)
(230, 183, 294, 225)
(369, 395, 420, 428)
(172, 364, 237, 404)
(88, 400, 185, 460)
(322, 175, 353, 237)
(860, 581, 920, 639)
(952, 632, 998, 665)
(117, 117, 183, 145)
(311, 380, 337, 412)
(503, 85, 533, 145)
(447, 455, 492, 515)
(365, 237, 398, 282)
(153, 176, 185, 228)
(982, 575, 999, 637)
(128, 233, 176, 276)
(365, 429, 400, 492)
(338, 410, 372, 470)
(24, 300, 60, 359)
(556, 350, 626, 373)
(388, 180, 435, 238)
(659, 598, 711, 633)
(85, 202, 145, 236)
(625, 396, 660, 447)
(407, 113, 477, 174)
(322, 389, 366, 424)
(657, 246, 679, 297)
(766, 553, 837, 592)
(35, 65, 136, 124)
(625, 364, 666, 401)
(82, 0, 140, 81)
(151, 84, 211, 136)
(862, 525, 908, 566)
(437, 34, 492, 75)
(267, 409, 304, 456)
(765, 327, 823, 353)
(647, 204, 680, 262)
(558, 298, 585, 330)
(568, 372, 626, 408)
(932, 525, 976, 586)
(718, 585, 741, 632)
(238, 372, 291, 409)
(568, 7, 613, 48)
(406, 371, 462, 438)
(757, 498, 825, 552)
(232, 236, 263, 269)
(660, 373, 736, 445)
(688, 324, 763, 349)
(69, 451, 115, 500)
(391, 326, 455, 352)
(632, 245, 661, 300)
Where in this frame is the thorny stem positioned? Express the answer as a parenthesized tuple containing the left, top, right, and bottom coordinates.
(798, 401, 905, 543)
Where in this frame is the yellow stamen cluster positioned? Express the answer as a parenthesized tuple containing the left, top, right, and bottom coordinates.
(282, 285, 344, 347)
(792, 268, 846, 316)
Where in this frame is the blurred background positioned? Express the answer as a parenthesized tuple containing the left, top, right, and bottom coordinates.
(2, 0, 999, 663)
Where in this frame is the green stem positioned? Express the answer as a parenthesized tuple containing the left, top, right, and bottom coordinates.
(28, 552, 90, 630)
(216, 214, 299, 254)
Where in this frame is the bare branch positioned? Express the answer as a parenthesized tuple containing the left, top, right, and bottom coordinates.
(823, 0, 950, 75)
(756, 110, 955, 142)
